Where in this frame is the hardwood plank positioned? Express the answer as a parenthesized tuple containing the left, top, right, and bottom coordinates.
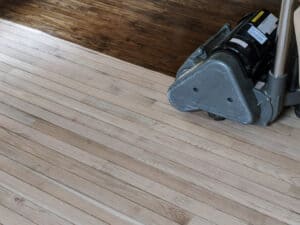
(0, 131, 192, 225)
(0, 203, 37, 225)
(0, 0, 281, 75)
(0, 20, 299, 225)
(0, 108, 243, 225)
(0, 26, 297, 149)
(0, 51, 298, 176)
(0, 21, 169, 92)
(0, 39, 299, 165)
(0, 142, 179, 225)
(0, 41, 298, 173)
(0, 87, 298, 225)
(0, 121, 287, 225)
(0, 170, 109, 225)
(0, 67, 294, 183)
(0, 185, 74, 225)
(0, 37, 169, 104)
(0, 19, 172, 85)
(0, 65, 299, 192)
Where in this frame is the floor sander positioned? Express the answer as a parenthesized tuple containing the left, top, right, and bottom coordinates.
(168, 0, 300, 125)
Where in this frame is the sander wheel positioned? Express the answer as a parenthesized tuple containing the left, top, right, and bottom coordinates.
(295, 105, 300, 118)
(208, 113, 226, 121)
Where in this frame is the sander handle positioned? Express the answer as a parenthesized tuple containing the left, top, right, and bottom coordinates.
(273, 0, 297, 78)
(295, 7, 300, 85)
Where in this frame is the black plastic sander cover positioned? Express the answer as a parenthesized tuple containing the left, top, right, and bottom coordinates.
(215, 10, 278, 82)
(168, 10, 279, 124)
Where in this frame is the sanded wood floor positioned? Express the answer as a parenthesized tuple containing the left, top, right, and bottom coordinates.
(0, 20, 299, 225)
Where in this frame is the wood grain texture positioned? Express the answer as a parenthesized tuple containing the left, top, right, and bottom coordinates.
(0, 20, 299, 225)
(0, 0, 281, 75)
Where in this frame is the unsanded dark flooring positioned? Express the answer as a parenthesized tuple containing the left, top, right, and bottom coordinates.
(0, 0, 281, 75)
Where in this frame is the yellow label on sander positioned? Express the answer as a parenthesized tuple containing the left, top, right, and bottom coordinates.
(252, 11, 265, 23)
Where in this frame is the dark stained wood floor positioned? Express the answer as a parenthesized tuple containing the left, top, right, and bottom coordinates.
(0, 0, 281, 75)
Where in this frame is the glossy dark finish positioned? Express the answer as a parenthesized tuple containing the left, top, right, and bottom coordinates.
(0, 0, 281, 75)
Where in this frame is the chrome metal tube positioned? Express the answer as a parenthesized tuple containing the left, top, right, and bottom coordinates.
(295, 7, 300, 85)
(273, 0, 295, 78)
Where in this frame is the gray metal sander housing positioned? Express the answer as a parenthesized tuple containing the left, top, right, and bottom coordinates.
(168, 51, 260, 124)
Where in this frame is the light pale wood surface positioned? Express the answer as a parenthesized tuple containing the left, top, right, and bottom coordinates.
(0, 19, 299, 225)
